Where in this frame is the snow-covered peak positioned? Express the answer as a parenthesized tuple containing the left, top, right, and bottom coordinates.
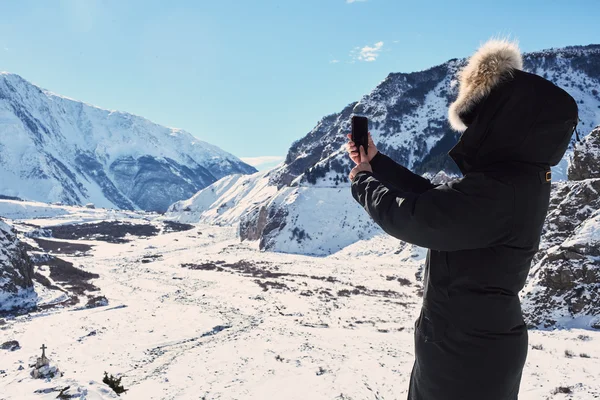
(0, 72, 256, 212)
(275, 44, 600, 189)
(169, 43, 600, 258)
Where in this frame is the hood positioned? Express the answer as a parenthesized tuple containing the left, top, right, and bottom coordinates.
(447, 39, 579, 175)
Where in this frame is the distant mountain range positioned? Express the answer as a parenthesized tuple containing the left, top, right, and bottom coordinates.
(0, 72, 256, 212)
(168, 44, 600, 255)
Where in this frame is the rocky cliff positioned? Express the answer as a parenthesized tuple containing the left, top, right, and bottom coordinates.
(0, 218, 34, 311)
(522, 126, 600, 329)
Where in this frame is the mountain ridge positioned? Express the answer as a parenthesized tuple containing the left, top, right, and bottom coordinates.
(277, 42, 600, 190)
(0, 72, 256, 212)
(168, 42, 600, 257)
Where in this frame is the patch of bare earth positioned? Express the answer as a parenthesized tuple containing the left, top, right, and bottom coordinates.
(181, 260, 409, 300)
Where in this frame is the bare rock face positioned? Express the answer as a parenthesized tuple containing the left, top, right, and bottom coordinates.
(258, 207, 289, 251)
(0, 218, 34, 308)
(239, 206, 269, 242)
(568, 126, 600, 180)
(522, 128, 600, 329)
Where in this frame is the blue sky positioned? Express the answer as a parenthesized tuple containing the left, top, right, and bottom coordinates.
(1, 0, 599, 170)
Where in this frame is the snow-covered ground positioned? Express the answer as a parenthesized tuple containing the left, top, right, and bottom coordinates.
(1, 205, 599, 399)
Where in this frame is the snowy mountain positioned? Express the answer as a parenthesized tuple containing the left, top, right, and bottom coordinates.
(0, 72, 256, 212)
(168, 169, 385, 255)
(168, 44, 600, 255)
(274, 44, 600, 188)
(2, 44, 599, 399)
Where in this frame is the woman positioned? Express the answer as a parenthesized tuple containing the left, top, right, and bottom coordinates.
(346, 39, 578, 400)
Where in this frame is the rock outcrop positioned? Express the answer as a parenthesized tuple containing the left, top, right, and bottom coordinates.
(522, 127, 600, 329)
(568, 126, 600, 180)
(0, 218, 34, 311)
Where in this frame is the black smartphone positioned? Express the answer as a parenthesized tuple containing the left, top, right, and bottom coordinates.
(351, 115, 369, 155)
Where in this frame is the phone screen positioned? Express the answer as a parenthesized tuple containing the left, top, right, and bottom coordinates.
(351, 116, 369, 154)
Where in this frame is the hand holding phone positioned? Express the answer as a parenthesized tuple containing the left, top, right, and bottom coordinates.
(347, 116, 378, 164)
(351, 116, 369, 155)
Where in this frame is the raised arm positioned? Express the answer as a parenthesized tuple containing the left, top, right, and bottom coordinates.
(346, 132, 437, 194)
(350, 168, 514, 252)
(369, 151, 437, 194)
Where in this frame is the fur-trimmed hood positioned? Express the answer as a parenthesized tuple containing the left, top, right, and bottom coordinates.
(446, 40, 578, 174)
(448, 39, 523, 132)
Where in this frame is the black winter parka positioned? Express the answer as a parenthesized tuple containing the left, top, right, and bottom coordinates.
(350, 41, 578, 400)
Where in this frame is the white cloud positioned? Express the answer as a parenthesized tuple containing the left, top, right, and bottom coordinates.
(353, 41, 384, 62)
(346, 0, 367, 3)
(330, 59, 340, 64)
(240, 156, 285, 167)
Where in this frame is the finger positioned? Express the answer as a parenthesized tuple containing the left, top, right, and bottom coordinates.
(359, 145, 368, 160)
(347, 133, 352, 139)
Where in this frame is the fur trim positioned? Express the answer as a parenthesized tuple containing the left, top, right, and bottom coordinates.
(448, 39, 523, 132)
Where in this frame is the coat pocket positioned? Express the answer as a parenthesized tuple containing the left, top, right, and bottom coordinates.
(415, 307, 446, 343)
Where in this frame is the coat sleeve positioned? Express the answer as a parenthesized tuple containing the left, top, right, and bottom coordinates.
(369, 152, 437, 194)
(350, 170, 514, 251)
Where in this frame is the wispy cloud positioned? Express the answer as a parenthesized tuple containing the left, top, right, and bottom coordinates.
(346, 0, 367, 3)
(329, 59, 340, 64)
(352, 41, 384, 62)
(240, 156, 285, 167)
